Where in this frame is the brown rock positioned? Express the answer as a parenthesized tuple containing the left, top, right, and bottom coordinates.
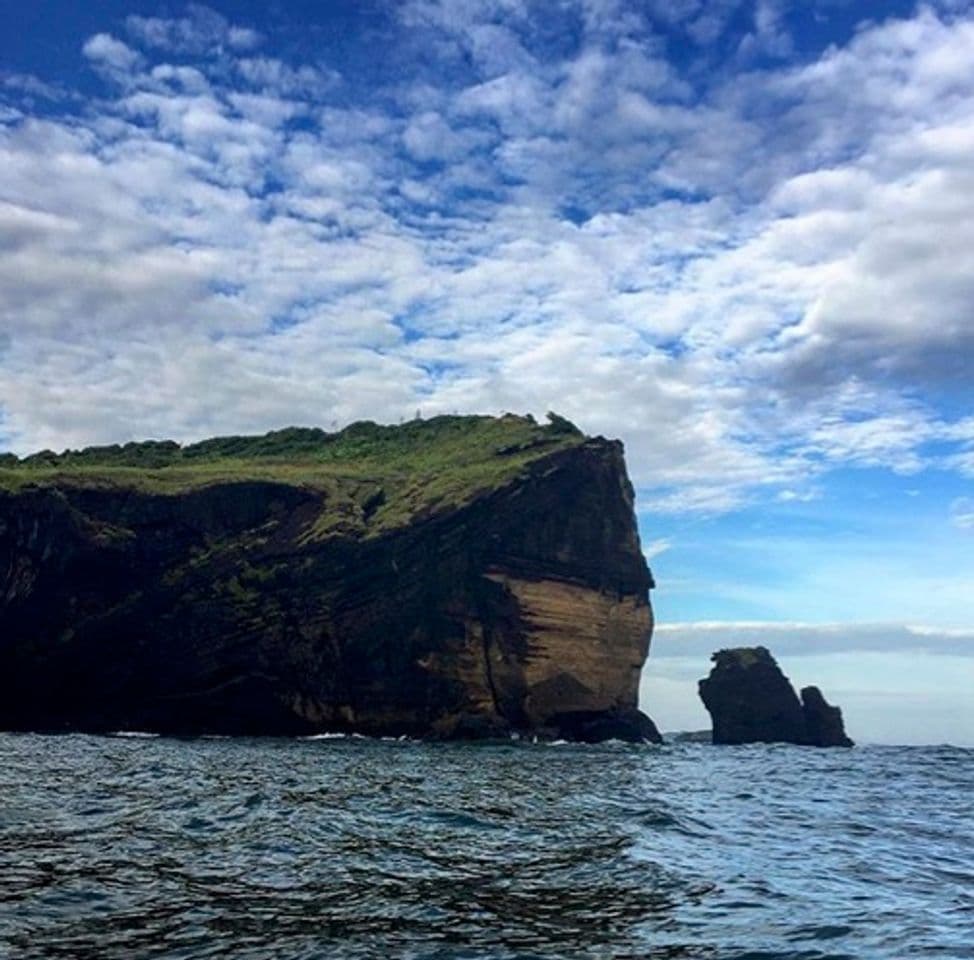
(0, 417, 659, 742)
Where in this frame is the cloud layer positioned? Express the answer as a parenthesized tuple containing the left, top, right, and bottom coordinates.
(1, 1, 973, 517)
(652, 620, 974, 659)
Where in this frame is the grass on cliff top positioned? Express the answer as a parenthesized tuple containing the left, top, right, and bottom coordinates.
(0, 413, 586, 535)
(712, 646, 773, 668)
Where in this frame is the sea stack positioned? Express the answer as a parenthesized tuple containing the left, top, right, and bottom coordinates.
(0, 413, 661, 743)
(698, 646, 852, 747)
(800, 685, 854, 748)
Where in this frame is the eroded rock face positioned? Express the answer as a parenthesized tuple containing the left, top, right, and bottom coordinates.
(0, 433, 660, 742)
(698, 647, 852, 747)
(698, 647, 806, 745)
(801, 686, 854, 748)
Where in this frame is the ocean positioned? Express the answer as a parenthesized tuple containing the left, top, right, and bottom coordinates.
(1, 734, 971, 959)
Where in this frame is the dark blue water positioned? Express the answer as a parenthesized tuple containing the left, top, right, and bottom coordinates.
(1, 735, 971, 959)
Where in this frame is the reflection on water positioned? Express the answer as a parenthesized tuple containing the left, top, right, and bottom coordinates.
(1, 734, 971, 959)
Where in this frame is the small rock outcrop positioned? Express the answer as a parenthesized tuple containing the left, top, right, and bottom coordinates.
(698, 647, 853, 747)
(801, 685, 854, 748)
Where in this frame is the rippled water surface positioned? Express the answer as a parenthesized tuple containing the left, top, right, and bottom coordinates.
(1, 735, 971, 959)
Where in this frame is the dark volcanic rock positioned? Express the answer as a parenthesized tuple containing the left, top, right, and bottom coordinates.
(0, 416, 659, 742)
(801, 685, 854, 748)
(698, 647, 806, 745)
(546, 708, 661, 744)
(698, 647, 853, 747)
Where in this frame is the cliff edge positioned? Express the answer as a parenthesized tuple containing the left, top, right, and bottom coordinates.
(0, 414, 660, 742)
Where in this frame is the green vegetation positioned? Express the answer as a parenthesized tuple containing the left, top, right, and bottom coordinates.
(714, 647, 770, 668)
(0, 413, 588, 538)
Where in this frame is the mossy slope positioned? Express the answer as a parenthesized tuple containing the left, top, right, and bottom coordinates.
(0, 413, 583, 538)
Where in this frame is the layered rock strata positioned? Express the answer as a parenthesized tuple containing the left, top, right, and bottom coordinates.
(0, 416, 660, 742)
(698, 646, 852, 747)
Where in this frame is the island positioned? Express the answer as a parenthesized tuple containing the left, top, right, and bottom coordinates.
(0, 413, 661, 742)
(698, 646, 853, 747)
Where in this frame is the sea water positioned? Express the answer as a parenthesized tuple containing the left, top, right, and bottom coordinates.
(1, 734, 970, 959)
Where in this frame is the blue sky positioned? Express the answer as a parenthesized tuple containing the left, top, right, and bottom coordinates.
(1, 1, 972, 743)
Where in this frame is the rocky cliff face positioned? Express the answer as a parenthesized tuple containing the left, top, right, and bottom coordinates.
(0, 415, 660, 742)
(699, 647, 852, 747)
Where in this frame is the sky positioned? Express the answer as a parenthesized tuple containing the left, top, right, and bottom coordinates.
(1, 0, 972, 744)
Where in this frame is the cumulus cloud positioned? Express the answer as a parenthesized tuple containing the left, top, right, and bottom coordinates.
(82, 33, 142, 73)
(126, 6, 261, 56)
(1, 71, 76, 104)
(0, 1, 972, 521)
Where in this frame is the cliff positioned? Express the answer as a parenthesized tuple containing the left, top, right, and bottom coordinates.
(699, 647, 852, 747)
(0, 414, 660, 742)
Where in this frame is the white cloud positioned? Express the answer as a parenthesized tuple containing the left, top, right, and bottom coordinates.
(776, 488, 819, 503)
(737, 0, 793, 60)
(643, 537, 672, 560)
(126, 6, 261, 56)
(82, 33, 142, 73)
(0, 1, 971, 529)
(227, 27, 262, 52)
(235, 58, 338, 98)
(1, 71, 75, 103)
(951, 497, 974, 530)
